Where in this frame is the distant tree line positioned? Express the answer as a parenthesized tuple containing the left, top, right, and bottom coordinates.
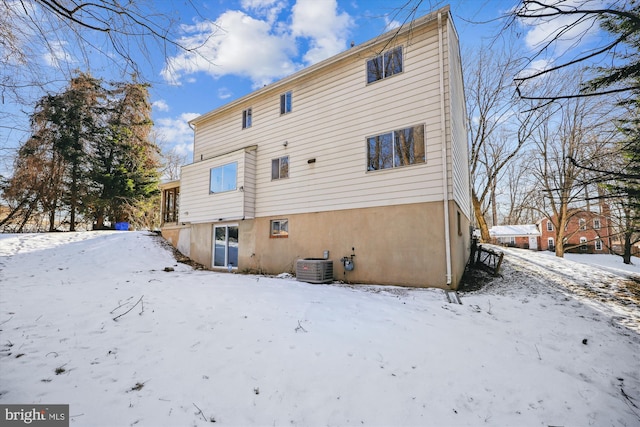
(0, 72, 160, 232)
(466, 0, 640, 263)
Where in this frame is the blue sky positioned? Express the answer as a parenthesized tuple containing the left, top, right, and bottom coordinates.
(2, 0, 609, 169)
(147, 0, 519, 158)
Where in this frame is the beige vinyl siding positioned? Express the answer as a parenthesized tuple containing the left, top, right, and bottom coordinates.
(243, 149, 257, 219)
(447, 20, 471, 219)
(180, 149, 254, 223)
(188, 12, 456, 220)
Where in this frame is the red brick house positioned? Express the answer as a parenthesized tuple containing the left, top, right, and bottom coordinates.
(538, 207, 613, 254)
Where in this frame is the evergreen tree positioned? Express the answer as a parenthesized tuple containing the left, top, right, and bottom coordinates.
(88, 78, 159, 228)
(3, 72, 160, 231)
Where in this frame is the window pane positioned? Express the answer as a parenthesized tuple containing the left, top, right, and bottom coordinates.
(280, 156, 289, 178)
(214, 227, 226, 267)
(271, 220, 288, 236)
(243, 108, 252, 128)
(228, 226, 238, 267)
(384, 47, 403, 77)
(222, 163, 237, 191)
(367, 56, 383, 83)
(210, 162, 237, 193)
(395, 126, 424, 167)
(210, 167, 223, 193)
(280, 92, 292, 114)
(368, 133, 393, 171)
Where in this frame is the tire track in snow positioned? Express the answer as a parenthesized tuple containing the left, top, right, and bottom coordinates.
(499, 246, 640, 334)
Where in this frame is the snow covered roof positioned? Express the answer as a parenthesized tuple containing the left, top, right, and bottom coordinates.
(489, 224, 540, 237)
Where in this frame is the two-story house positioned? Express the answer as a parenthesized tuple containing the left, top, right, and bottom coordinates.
(539, 206, 613, 254)
(160, 6, 471, 288)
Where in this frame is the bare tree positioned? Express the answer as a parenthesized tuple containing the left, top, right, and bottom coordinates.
(530, 71, 617, 256)
(466, 43, 545, 241)
(506, 0, 640, 101)
(503, 151, 540, 225)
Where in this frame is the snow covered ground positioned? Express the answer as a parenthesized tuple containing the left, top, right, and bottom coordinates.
(0, 231, 638, 427)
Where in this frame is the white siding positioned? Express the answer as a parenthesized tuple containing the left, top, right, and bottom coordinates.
(447, 16, 471, 219)
(187, 10, 464, 220)
(180, 148, 256, 223)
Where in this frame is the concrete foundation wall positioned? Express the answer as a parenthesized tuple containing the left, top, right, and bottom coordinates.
(171, 201, 470, 289)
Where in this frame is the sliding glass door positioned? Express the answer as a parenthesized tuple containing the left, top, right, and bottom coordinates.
(213, 225, 238, 269)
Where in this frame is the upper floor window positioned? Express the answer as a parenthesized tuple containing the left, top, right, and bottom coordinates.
(367, 124, 425, 171)
(546, 221, 553, 231)
(579, 218, 586, 230)
(367, 46, 403, 84)
(242, 108, 252, 129)
(210, 162, 237, 193)
(593, 218, 601, 229)
(272, 156, 289, 180)
(280, 91, 292, 115)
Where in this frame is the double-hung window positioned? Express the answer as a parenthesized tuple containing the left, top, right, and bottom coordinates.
(593, 218, 601, 229)
(595, 239, 603, 251)
(280, 91, 292, 114)
(210, 162, 237, 193)
(367, 46, 403, 84)
(579, 218, 586, 230)
(546, 221, 553, 231)
(367, 124, 425, 171)
(242, 108, 252, 129)
(272, 156, 289, 180)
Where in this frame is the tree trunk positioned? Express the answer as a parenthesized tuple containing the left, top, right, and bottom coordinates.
(472, 191, 490, 242)
(624, 233, 632, 264)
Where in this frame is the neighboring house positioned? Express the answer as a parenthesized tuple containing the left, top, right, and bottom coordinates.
(489, 225, 540, 250)
(160, 6, 471, 288)
(538, 206, 613, 254)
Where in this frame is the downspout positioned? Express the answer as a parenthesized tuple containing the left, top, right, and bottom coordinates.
(438, 12, 453, 287)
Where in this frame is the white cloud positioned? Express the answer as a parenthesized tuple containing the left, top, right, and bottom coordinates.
(152, 100, 170, 112)
(154, 112, 200, 156)
(42, 40, 74, 68)
(291, 0, 353, 65)
(162, 0, 354, 87)
(241, 0, 286, 23)
(162, 10, 298, 88)
(218, 87, 233, 99)
(519, 0, 603, 57)
(384, 16, 401, 32)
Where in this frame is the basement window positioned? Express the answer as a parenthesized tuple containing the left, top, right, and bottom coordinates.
(270, 219, 288, 238)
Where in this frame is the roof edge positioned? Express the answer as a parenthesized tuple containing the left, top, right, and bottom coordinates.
(189, 5, 451, 127)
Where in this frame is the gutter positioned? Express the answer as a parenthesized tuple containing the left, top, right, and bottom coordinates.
(438, 12, 453, 287)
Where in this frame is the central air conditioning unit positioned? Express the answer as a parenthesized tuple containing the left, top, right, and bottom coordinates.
(296, 258, 333, 284)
